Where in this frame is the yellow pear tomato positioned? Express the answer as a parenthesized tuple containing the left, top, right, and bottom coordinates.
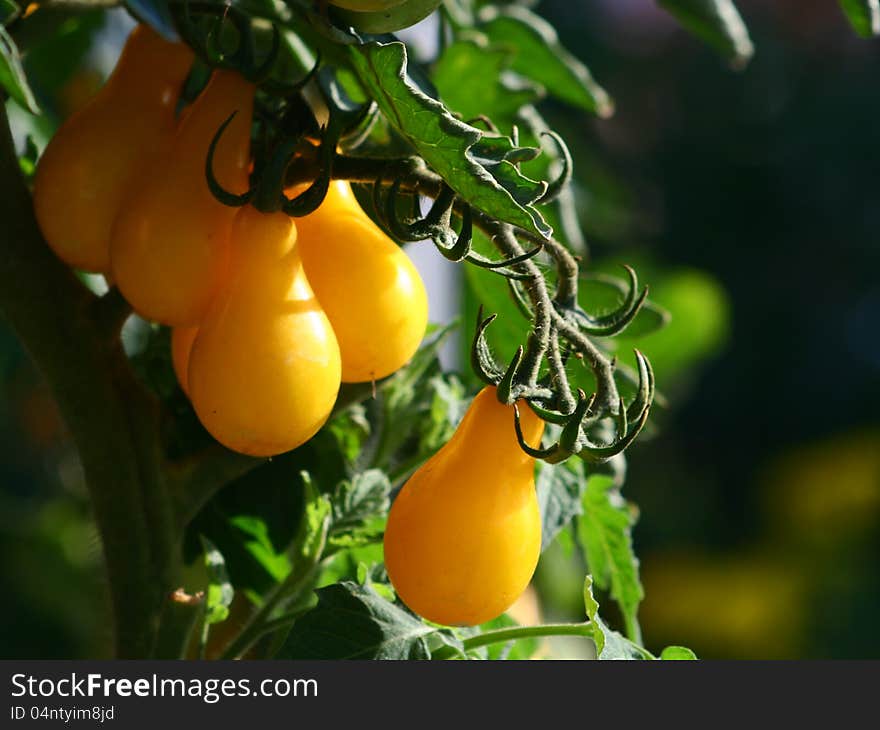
(110, 70, 254, 326)
(383, 386, 545, 626)
(187, 206, 341, 457)
(295, 181, 428, 383)
(33, 25, 193, 273)
(171, 326, 198, 397)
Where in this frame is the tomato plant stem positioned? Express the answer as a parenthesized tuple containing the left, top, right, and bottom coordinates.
(432, 623, 595, 659)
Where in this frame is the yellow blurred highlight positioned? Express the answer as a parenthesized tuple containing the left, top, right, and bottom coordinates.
(641, 551, 806, 659)
(760, 431, 880, 543)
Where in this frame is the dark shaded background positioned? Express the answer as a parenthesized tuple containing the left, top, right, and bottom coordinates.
(2, 0, 879, 658)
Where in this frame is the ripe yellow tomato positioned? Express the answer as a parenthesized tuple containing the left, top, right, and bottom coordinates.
(171, 326, 198, 397)
(295, 181, 428, 383)
(383, 386, 545, 626)
(110, 70, 254, 326)
(33, 25, 193, 273)
(187, 206, 341, 457)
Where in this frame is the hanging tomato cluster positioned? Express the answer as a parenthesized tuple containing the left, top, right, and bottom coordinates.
(32, 24, 429, 457)
(29, 18, 637, 631)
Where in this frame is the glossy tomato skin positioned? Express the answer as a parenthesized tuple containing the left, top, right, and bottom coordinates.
(110, 70, 254, 326)
(383, 386, 545, 626)
(187, 206, 341, 457)
(296, 181, 428, 383)
(33, 25, 193, 273)
(171, 326, 198, 396)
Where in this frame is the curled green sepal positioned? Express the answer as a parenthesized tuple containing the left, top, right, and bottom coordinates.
(536, 131, 573, 206)
(464, 244, 542, 274)
(266, 52, 322, 101)
(496, 346, 524, 404)
(574, 350, 653, 464)
(513, 404, 557, 460)
(522, 398, 574, 425)
(250, 24, 281, 84)
(625, 349, 655, 423)
(470, 308, 504, 386)
(205, 111, 255, 208)
(574, 264, 648, 337)
(434, 205, 473, 262)
(511, 351, 655, 464)
(174, 1, 278, 82)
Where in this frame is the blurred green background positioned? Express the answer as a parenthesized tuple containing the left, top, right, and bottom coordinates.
(2, 0, 879, 658)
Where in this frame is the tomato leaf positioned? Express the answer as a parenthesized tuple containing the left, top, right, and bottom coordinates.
(478, 5, 613, 117)
(661, 645, 699, 660)
(658, 0, 754, 69)
(200, 537, 234, 625)
(0, 26, 39, 114)
(583, 575, 646, 660)
(281, 582, 436, 659)
(230, 515, 292, 583)
(577, 475, 644, 643)
(838, 0, 880, 38)
(536, 460, 585, 552)
(433, 38, 540, 131)
(347, 41, 552, 238)
(330, 469, 390, 535)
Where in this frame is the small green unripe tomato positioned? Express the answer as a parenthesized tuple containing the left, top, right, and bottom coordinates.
(331, 0, 442, 33)
(328, 0, 408, 10)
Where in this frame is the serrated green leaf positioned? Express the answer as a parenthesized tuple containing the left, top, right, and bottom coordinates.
(583, 575, 646, 660)
(331, 469, 391, 534)
(230, 515, 292, 582)
(281, 582, 435, 659)
(479, 5, 613, 117)
(661, 645, 699, 660)
(200, 537, 234, 625)
(658, 0, 754, 68)
(295, 472, 332, 565)
(577, 475, 644, 642)
(433, 37, 540, 130)
(536, 461, 585, 552)
(0, 26, 39, 114)
(347, 41, 551, 238)
(839, 0, 880, 38)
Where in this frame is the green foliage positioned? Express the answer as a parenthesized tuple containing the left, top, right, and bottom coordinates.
(200, 538, 234, 625)
(658, 0, 754, 68)
(477, 4, 613, 117)
(281, 581, 438, 659)
(660, 646, 699, 660)
(577, 476, 644, 642)
(839, 0, 880, 38)
(583, 576, 646, 660)
(347, 41, 552, 238)
(0, 0, 754, 662)
(0, 25, 38, 113)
